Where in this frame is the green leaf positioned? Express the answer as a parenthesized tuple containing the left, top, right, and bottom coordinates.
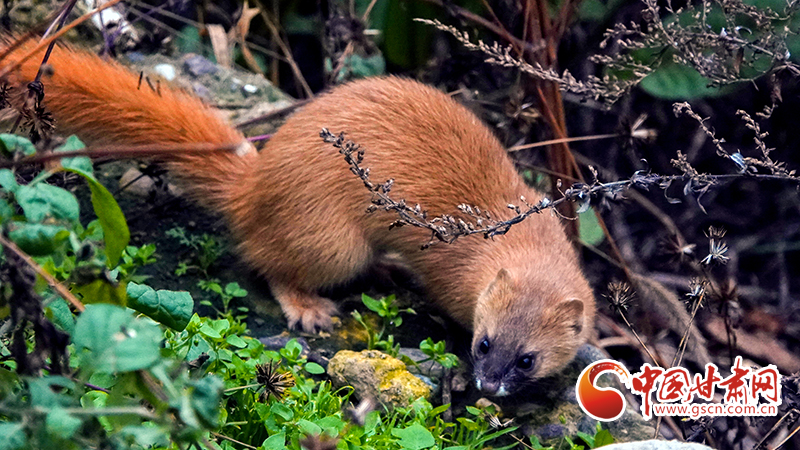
(391, 423, 435, 450)
(28, 376, 75, 408)
(0, 199, 14, 224)
(46, 407, 83, 439)
(8, 223, 70, 256)
(578, 207, 605, 246)
(0, 134, 35, 156)
(576, 431, 595, 448)
(55, 135, 92, 175)
(577, 0, 626, 21)
(270, 402, 294, 421)
(72, 279, 128, 307)
(465, 406, 482, 416)
(225, 335, 247, 348)
(0, 169, 18, 193)
(45, 298, 76, 334)
(297, 419, 322, 436)
(0, 423, 26, 450)
(361, 293, 382, 313)
(72, 304, 162, 373)
(315, 416, 346, 435)
(639, 59, 734, 100)
(127, 282, 194, 331)
(261, 433, 286, 450)
(0, 368, 19, 399)
(176, 25, 204, 55)
(429, 403, 450, 417)
(304, 362, 325, 374)
(62, 168, 130, 267)
(16, 183, 80, 223)
(189, 376, 224, 429)
(119, 425, 171, 448)
(593, 429, 615, 447)
(224, 282, 247, 297)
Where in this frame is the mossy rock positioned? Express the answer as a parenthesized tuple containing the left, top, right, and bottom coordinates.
(327, 349, 431, 409)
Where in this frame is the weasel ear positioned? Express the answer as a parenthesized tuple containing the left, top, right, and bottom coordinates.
(553, 299, 585, 335)
(482, 268, 512, 297)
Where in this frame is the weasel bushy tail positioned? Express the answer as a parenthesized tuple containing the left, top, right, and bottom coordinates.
(0, 37, 254, 209)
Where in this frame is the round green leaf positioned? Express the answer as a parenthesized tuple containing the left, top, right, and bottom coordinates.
(55, 135, 93, 176)
(0, 169, 19, 193)
(261, 433, 286, 450)
(304, 362, 325, 374)
(45, 298, 76, 334)
(640, 60, 734, 100)
(0, 199, 14, 224)
(188, 376, 224, 429)
(45, 407, 83, 439)
(127, 282, 193, 331)
(118, 425, 171, 448)
(8, 223, 70, 256)
(0, 134, 36, 157)
(28, 377, 75, 408)
(0, 423, 26, 450)
(72, 304, 162, 373)
(16, 183, 80, 223)
(392, 423, 436, 450)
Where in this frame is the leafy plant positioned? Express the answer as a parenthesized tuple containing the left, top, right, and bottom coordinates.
(351, 293, 415, 356)
(576, 423, 616, 448)
(418, 337, 459, 370)
(166, 227, 224, 277)
(198, 279, 249, 317)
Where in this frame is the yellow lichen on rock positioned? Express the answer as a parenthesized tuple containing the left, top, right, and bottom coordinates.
(327, 350, 431, 409)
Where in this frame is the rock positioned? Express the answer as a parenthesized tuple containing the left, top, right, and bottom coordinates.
(601, 440, 714, 450)
(124, 52, 293, 137)
(327, 350, 431, 409)
(259, 334, 310, 354)
(183, 54, 219, 77)
(118, 167, 155, 197)
(258, 334, 329, 368)
(512, 344, 656, 445)
(154, 64, 177, 81)
(118, 167, 182, 198)
(398, 347, 445, 378)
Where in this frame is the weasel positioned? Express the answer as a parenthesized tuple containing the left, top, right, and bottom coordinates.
(2, 39, 596, 396)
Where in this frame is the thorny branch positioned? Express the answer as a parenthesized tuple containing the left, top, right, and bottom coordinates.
(414, 18, 635, 104)
(419, 0, 800, 105)
(321, 91, 800, 248)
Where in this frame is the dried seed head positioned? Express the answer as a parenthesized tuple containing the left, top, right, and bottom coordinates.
(255, 360, 295, 402)
(604, 280, 635, 313)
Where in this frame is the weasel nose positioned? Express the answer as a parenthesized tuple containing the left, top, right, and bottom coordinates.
(478, 378, 501, 396)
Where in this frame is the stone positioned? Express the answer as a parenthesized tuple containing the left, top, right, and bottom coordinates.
(601, 440, 715, 450)
(327, 350, 431, 409)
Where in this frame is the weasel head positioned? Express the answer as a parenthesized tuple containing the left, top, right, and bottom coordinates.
(471, 268, 592, 397)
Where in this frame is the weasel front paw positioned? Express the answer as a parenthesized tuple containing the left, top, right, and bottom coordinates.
(286, 297, 338, 333)
(271, 283, 339, 333)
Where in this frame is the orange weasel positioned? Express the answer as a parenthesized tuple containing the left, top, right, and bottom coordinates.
(2, 39, 595, 396)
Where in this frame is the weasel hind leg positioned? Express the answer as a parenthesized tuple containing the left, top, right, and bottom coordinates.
(270, 281, 339, 333)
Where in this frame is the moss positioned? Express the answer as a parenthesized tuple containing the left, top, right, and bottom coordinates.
(328, 349, 431, 409)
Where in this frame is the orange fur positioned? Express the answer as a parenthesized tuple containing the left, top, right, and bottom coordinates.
(2, 39, 596, 394)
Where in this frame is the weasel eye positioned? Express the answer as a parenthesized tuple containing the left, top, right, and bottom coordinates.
(478, 338, 490, 355)
(516, 355, 535, 370)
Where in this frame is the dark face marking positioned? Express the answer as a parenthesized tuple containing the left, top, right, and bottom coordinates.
(472, 334, 539, 397)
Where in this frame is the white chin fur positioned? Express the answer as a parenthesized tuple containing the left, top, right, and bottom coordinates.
(474, 380, 510, 397)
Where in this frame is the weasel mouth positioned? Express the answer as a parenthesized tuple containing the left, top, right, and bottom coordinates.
(476, 379, 510, 397)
